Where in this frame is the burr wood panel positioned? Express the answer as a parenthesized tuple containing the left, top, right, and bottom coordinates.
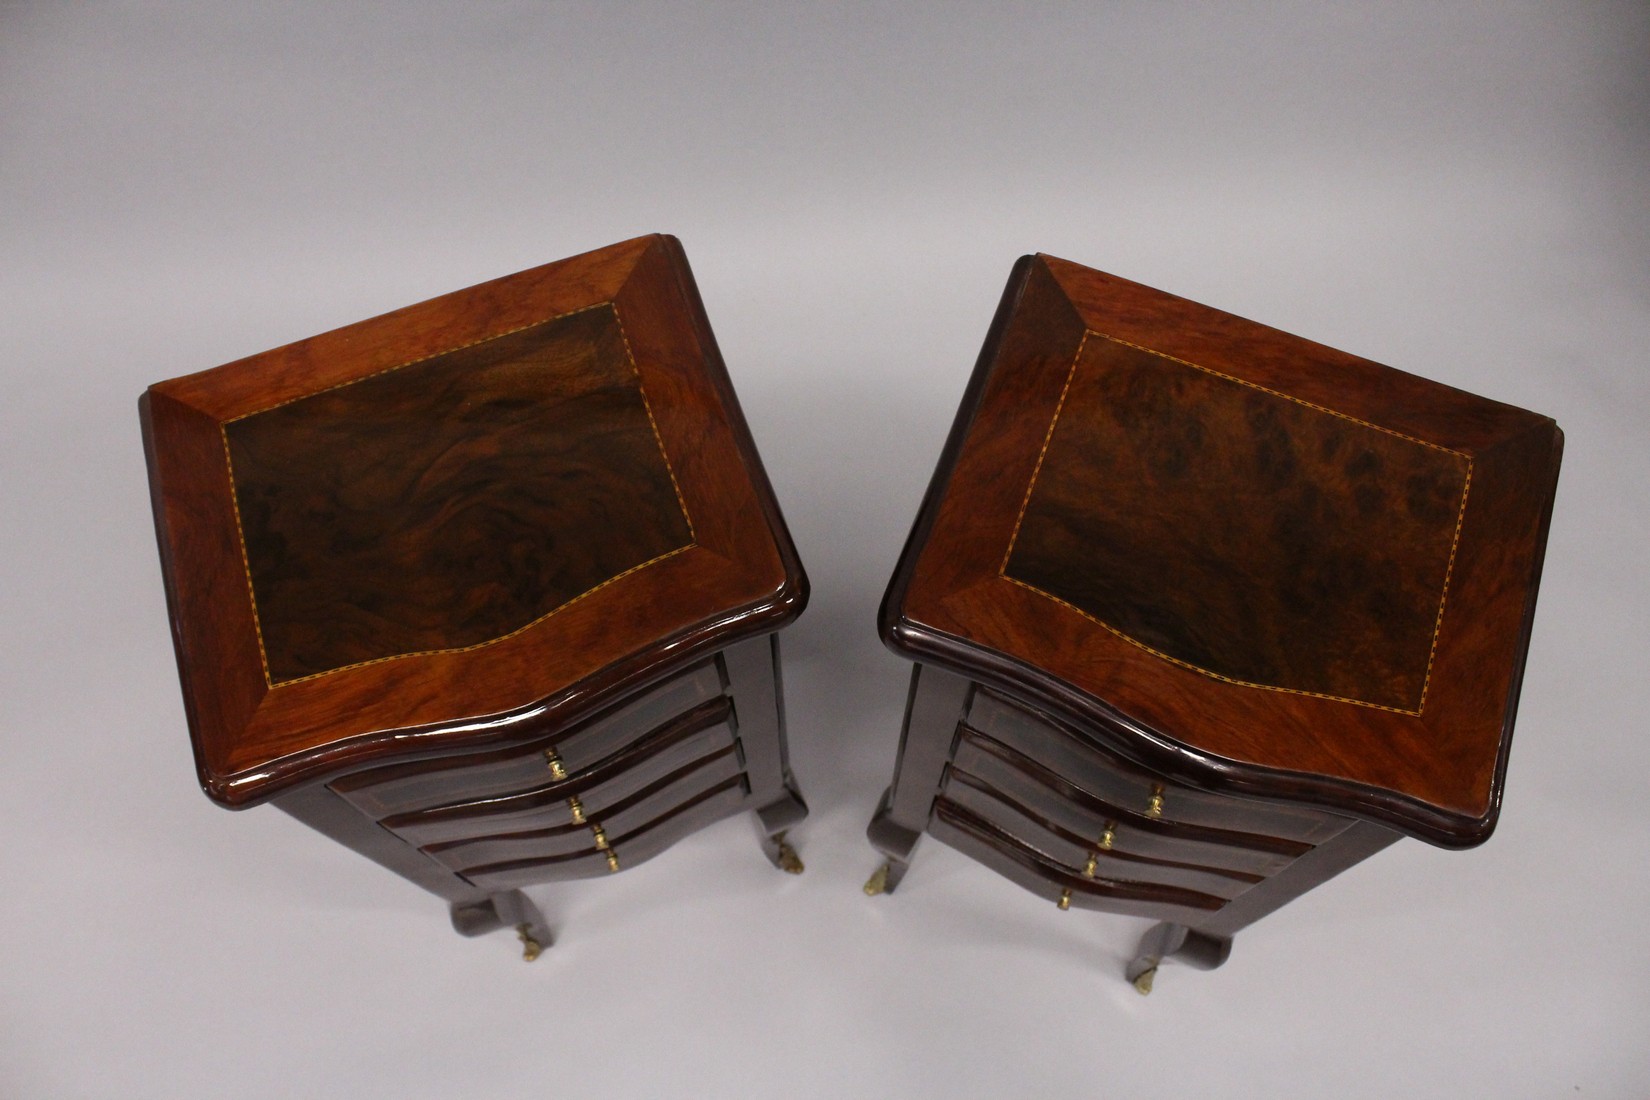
(225, 305, 692, 684)
(1004, 332, 1469, 712)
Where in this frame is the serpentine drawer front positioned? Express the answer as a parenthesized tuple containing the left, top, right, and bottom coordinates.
(865, 253, 1562, 994)
(142, 235, 810, 958)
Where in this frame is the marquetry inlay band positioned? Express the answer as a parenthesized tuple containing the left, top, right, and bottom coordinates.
(1003, 330, 1472, 715)
(222, 303, 696, 686)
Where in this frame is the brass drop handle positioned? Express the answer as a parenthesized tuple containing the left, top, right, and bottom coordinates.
(1082, 824, 1114, 878)
(1146, 783, 1165, 818)
(592, 823, 620, 872)
(1063, 822, 1118, 910)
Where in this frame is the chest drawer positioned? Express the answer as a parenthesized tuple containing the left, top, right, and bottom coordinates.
(423, 744, 743, 871)
(940, 767, 1261, 900)
(928, 797, 1230, 925)
(382, 697, 735, 846)
(461, 776, 750, 892)
(965, 691, 1352, 846)
(950, 727, 1305, 876)
(330, 660, 725, 817)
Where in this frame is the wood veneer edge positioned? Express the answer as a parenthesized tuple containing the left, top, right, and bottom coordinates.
(169, 236, 808, 809)
(878, 255, 1037, 649)
(878, 255, 1562, 847)
(655, 234, 810, 621)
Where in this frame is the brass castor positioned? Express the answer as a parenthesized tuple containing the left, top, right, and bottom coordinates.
(516, 923, 543, 962)
(775, 837, 805, 875)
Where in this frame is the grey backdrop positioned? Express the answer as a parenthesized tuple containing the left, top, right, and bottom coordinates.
(3, 3, 1647, 1096)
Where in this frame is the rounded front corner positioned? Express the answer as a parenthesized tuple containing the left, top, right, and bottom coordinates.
(199, 768, 255, 811)
(877, 616, 955, 667)
(775, 563, 810, 623)
(1417, 802, 1500, 851)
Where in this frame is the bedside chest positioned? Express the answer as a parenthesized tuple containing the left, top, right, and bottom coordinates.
(865, 254, 1561, 992)
(142, 235, 809, 958)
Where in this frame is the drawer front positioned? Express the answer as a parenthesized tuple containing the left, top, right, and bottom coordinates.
(424, 747, 744, 871)
(929, 797, 1229, 924)
(330, 660, 724, 817)
(966, 690, 1351, 845)
(941, 768, 1261, 901)
(461, 777, 749, 892)
(382, 699, 735, 846)
(951, 729, 1302, 876)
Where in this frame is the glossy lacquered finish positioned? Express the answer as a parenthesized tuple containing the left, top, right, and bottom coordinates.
(143, 234, 804, 808)
(142, 235, 810, 954)
(224, 303, 694, 685)
(867, 254, 1561, 988)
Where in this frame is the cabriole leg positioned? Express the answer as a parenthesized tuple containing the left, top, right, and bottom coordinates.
(723, 633, 809, 874)
(450, 890, 552, 961)
(863, 664, 971, 896)
(754, 786, 808, 874)
(1125, 921, 1232, 994)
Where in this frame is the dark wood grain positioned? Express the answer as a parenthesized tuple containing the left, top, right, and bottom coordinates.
(143, 234, 807, 806)
(1004, 332, 1469, 712)
(147, 235, 810, 955)
(882, 254, 1562, 845)
(226, 305, 692, 683)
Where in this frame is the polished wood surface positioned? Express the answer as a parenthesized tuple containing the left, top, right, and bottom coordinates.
(327, 660, 725, 818)
(143, 234, 807, 806)
(1003, 331, 1470, 712)
(379, 696, 734, 845)
(964, 690, 1350, 845)
(882, 254, 1562, 844)
(867, 657, 1409, 987)
(225, 304, 692, 684)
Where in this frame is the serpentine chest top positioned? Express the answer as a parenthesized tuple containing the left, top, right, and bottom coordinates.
(885, 255, 1562, 847)
(866, 254, 1561, 990)
(141, 235, 809, 954)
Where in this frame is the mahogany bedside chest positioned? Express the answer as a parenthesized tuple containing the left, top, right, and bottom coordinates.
(865, 254, 1562, 992)
(142, 235, 809, 958)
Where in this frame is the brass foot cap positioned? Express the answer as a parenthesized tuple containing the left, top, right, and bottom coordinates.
(863, 863, 891, 896)
(1132, 966, 1157, 995)
(516, 924, 542, 963)
(777, 841, 804, 875)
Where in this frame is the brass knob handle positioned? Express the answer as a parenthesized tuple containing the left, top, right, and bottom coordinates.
(1146, 784, 1165, 818)
(1099, 823, 1116, 850)
(591, 824, 620, 872)
(1057, 889, 1072, 911)
(543, 748, 568, 781)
